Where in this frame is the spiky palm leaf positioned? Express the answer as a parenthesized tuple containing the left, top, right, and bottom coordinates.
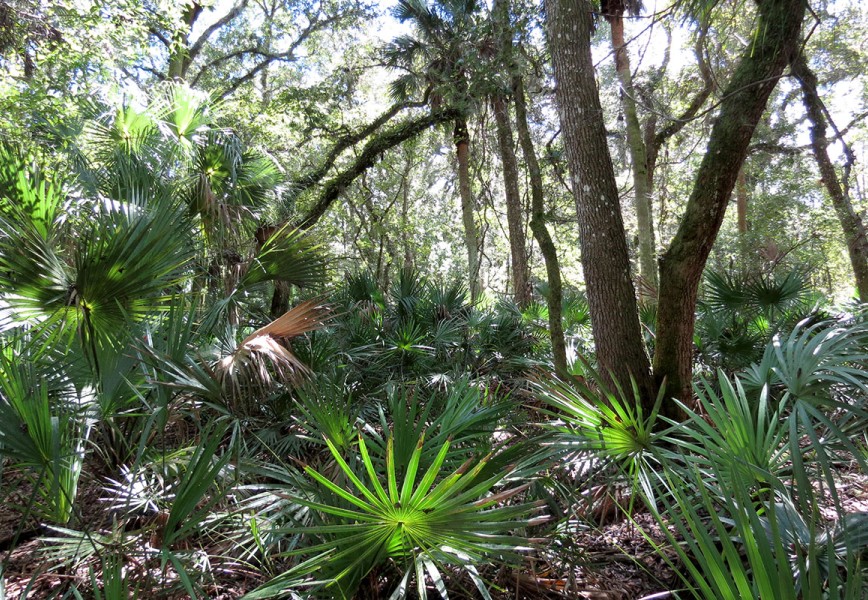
(244, 430, 547, 600)
(240, 225, 325, 290)
(0, 152, 193, 358)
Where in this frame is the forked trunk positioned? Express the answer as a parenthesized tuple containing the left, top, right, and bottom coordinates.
(653, 0, 806, 412)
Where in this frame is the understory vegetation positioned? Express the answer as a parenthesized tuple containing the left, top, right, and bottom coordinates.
(1, 0, 868, 598)
(0, 111, 865, 597)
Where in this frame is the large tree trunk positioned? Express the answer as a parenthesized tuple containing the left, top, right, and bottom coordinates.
(514, 74, 569, 377)
(604, 2, 656, 290)
(546, 0, 654, 402)
(791, 54, 868, 302)
(653, 0, 805, 411)
(492, 95, 531, 307)
(455, 118, 482, 302)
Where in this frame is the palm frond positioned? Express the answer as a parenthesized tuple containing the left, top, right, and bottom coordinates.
(214, 302, 332, 413)
(241, 224, 325, 290)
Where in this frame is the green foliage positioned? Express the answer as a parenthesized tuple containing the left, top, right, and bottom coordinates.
(644, 372, 867, 599)
(640, 318, 868, 598)
(696, 267, 819, 372)
(0, 353, 86, 523)
(537, 367, 670, 510)
(245, 428, 546, 599)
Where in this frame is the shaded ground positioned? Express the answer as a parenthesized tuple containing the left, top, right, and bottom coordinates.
(1, 463, 865, 599)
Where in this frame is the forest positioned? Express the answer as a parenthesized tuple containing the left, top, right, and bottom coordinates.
(0, 0, 866, 597)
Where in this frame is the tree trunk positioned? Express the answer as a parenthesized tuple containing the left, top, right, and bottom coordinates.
(736, 168, 749, 235)
(455, 117, 482, 303)
(546, 0, 654, 402)
(492, 95, 531, 307)
(513, 74, 569, 377)
(167, 2, 202, 80)
(605, 3, 657, 290)
(653, 0, 806, 411)
(791, 53, 868, 302)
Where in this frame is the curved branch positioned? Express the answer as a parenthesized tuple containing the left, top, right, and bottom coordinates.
(296, 106, 460, 229)
(188, 0, 249, 62)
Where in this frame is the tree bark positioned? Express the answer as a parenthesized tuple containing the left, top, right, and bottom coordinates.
(455, 117, 482, 303)
(492, 95, 531, 307)
(653, 0, 806, 411)
(736, 168, 749, 235)
(604, 2, 656, 290)
(167, 2, 203, 80)
(546, 0, 654, 402)
(514, 74, 569, 377)
(791, 53, 868, 302)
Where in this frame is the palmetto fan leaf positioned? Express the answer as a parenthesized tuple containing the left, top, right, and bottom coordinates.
(741, 316, 868, 403)
(393, 0, 441, 28)
(245, 431, 546, 599)
(744, 269, 811, 318)
(152, 83, 214, 153)
(187, 130, 279, 246)
(83, 104, 160, 167)
(241, 224, 325, 290)
(0, 194, 193, 354)
(0, 141, 66, 239)
(704, 269, 750, 312)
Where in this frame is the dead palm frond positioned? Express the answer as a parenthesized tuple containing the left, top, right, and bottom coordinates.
(215, 301, 333, 414)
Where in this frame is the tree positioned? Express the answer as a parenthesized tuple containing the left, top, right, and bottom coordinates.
(652, 0, 806, 408)
(384, 0, 486, 301)
(491, 0, 531, 307)
(791, 53, 868, 301)
(144, 0, 369, 100)
(601, 0, 656, 289)
(514, 72, 569, 377)
(547, 0, 807, 412)
(545, 0, 654, 399)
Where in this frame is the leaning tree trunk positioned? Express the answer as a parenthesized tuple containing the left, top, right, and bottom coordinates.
(791, 53, 868, 302)
(605, 2, 657, 290)
(546, 0, 654, 403)
(455, 118, 482, 303)
(513, 74, 568, 377)
(653, 0, 806, 412)
(492, 95, 531, 307)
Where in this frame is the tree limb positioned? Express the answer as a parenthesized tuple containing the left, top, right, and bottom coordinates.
(188, 0, 249, 62)
(296, 106, 459, 229)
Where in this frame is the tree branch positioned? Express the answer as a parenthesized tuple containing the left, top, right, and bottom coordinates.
(290, 92, 431, 193)
(296, 106, 459, 229)
(188, 0, 249, 62)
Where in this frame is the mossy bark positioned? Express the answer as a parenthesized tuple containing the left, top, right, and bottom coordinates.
(653, 0, 806, 413)
(514, 75, 569, 377)
(792, 53, 868, 302)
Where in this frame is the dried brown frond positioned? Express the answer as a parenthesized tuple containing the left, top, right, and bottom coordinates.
(215, 301, 333, 415)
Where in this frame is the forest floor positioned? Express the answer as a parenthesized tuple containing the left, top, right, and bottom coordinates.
(1, 461, 865, 599)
